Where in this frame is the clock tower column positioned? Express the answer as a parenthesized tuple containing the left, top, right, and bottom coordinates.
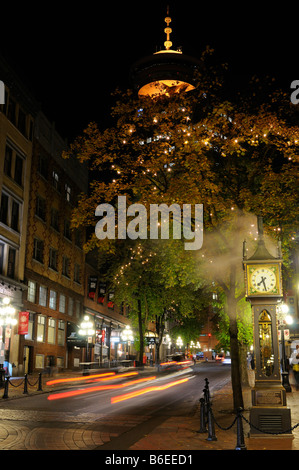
(243, 217, 292, 437)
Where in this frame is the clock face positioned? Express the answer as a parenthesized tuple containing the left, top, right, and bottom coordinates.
(247, 265, 280, 296)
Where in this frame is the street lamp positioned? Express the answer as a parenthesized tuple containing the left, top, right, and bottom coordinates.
(176, 336, 183, 353)
(0, 297, 17, 327)
(0, 297, 17, 379)
(79, 315, 95, 362)
(277, 303, 293, 392)
(121, 325, 134, 356)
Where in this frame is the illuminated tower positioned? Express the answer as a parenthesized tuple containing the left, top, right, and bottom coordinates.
(131, 9, 202, 97)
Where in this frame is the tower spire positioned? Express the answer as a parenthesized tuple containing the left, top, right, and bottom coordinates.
(164, 7, 172, 50)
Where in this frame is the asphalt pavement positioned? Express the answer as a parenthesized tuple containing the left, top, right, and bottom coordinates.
(0, 363, 299, 451)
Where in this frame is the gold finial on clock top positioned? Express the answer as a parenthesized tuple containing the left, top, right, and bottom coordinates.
(164, 7, 173, 50)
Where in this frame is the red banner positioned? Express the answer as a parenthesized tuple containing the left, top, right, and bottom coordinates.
(18, 311, 29, 335)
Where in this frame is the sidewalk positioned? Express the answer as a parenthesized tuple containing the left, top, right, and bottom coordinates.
(131, 377, 299, 451)
(1, 366, 299, 450)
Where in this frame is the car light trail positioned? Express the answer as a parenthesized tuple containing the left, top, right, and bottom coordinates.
(92, 372, 138, 382)
(46, 372, 116, 386)
(47, 376, 156, 401)
(111, 376, 190, 404)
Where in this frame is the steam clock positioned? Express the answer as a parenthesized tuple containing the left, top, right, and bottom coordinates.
(243, 217, 292, 436)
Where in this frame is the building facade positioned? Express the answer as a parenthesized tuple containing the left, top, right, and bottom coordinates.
(20, 111, 89, 375)
(0, 55, 38, 376)
(83, 255, 130, 366)
(0, 53, 136, 376)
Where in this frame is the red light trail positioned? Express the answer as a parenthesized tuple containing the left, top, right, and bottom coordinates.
(111, 377, 190, 404)
(47, 375, 156, 401)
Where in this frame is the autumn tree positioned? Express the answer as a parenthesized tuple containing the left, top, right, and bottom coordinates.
(94, 237, 210, 364)
(66, 56, 299, 410)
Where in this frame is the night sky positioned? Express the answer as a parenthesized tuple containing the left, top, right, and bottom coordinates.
(0, 1, 296, 141)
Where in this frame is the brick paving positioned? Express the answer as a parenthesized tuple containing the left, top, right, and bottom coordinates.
(0, 367, 298, 450)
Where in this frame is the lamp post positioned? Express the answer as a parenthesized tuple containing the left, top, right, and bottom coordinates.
(165, 334, 172, 355)
(79, 315, 95, 362)
(277, 303, 293, 393)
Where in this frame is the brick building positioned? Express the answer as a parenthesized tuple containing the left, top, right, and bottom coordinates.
(20, 111, 89, 374)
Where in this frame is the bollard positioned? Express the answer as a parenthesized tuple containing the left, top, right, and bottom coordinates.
(235, 408, 247, 450)
(38, 373, 42, 391)
(203, 387, 209, 421)
(204, 378, 211, 400)
(23, 374, 28, 394)
(2, 376, 9, 399)
(206, 402, 217, 441)
(197, 398, 208, 433)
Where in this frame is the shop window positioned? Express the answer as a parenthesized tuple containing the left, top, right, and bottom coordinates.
(47, 317, 56, 344)
(59, 294, 66, 313)
(58, 320, 65, 346)
(35, 354, 44, 369)
(27, 280, 36, 303)
(39, 286, 47, 307)
(37, 315, 46, 342)
(49, 290, 57, 310)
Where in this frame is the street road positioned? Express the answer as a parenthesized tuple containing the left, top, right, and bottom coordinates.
(0, 362, 231, 450)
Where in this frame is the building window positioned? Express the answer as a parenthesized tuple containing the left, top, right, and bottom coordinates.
(14, 155, 23, 186)
(0, 243, 18, 279)
(59, 294, 66, 313)
(64, 220, 71, 240)
(68, 297, 74, 316)
(52, 170, 60, 191)
(65, 183, 71, 202)
(4, 145, 12, 177)
(25, 313, 34, 340)
(39, 286, 47, 307)
(50, 208, 59, 231)
(37, 315, 46, 342)
(49, 247, 58, 271)
(74, 264, 80, 284)
(0, 193, 9, 225)
(33, 238, 44, 263)
(11, 200, 19, 231)
(35, 195, 46, 221)
(49, 290, 57, 310)
(47, 317, 56, 344)
(58, 320, 65, 346)
(7, 247, 16, 279)
(35, 354, 44, 369)
(0, 193, 20, 232)
(62, 256, 70, 278)
(27, 280, 36, 303)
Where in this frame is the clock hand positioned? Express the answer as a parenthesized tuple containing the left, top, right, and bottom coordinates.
(257, 276, 267, 290)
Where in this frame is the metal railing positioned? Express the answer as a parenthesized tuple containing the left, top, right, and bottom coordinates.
(2, 374, 42, 399)
(197, 377, 299, 450)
